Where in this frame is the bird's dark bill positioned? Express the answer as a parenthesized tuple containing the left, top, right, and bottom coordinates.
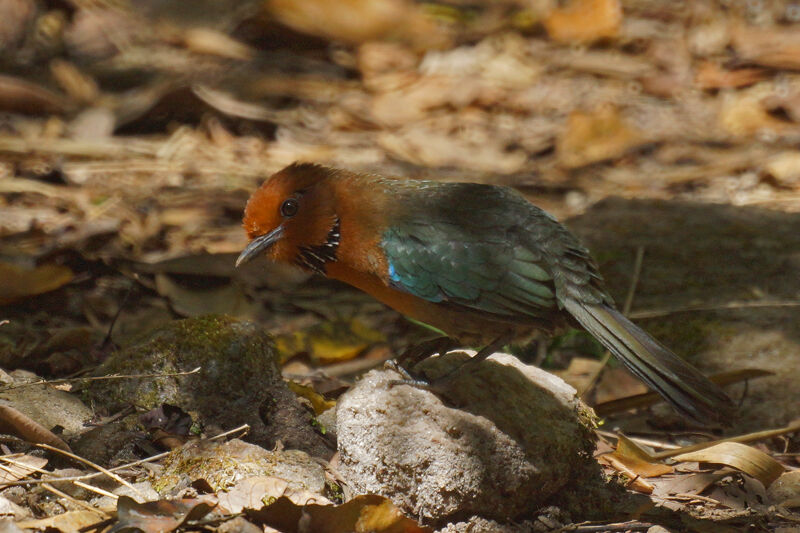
(235, 225, 284, 267)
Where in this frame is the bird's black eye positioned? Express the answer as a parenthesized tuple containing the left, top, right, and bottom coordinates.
(280, 198, 299, 217)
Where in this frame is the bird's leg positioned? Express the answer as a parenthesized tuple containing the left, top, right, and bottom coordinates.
(387, 334, 513, 391)
(431, 333, 514, 383)
(385, 336, 459, 387)
(398, 336, 459, 368)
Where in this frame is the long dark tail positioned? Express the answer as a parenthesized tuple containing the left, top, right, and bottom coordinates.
(564, 299, 736, 424)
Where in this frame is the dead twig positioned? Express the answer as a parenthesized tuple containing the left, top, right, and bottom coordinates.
(0, 367, 202, 391)
(0, 424, 249, 488)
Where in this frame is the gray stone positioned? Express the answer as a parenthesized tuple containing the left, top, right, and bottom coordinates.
(336, 352, 598, 522)
(83, 316, 332, 458)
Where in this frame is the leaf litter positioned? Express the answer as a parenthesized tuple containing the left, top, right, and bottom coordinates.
(0, 0, 799, 531)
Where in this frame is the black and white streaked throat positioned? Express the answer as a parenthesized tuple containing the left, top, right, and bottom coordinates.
(295, 217, 341, 274)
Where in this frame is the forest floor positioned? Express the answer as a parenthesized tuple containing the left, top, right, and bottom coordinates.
(1, 0, 799, 531)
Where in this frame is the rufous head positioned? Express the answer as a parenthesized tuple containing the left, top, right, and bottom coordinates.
(236, 162, 340, 272)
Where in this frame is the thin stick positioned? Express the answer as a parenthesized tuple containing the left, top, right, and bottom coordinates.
(34, 443, 144, 499)
(0, 367, 202, 391)
(651, 419, 800, 460)
(41, 483, 109, 517)
(0, 424, 250, 488)
(579, 246, 645, 397)
(72, 481, 119, 500)
(629, 300, 800, 320)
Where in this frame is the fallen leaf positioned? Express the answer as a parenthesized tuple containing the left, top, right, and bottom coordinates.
(245, 494, 431, 533)
(0, 263, 73, 305)
(719, 91, 793, 139)
(557, 105, 645, 168)
(544, 0, 622, 44)
(694, 62, 768, 90)
(275, 319, 385, 365)
(154, 273, 259, 319)
(673, 442, 784, 488)
(266, 0, 447, 50)
(217, 476, 330, 514)
(764, 151, 800, 184)
(287, 382, 336, 415)
(108, 496, 215, 533)
(0, 405, 71, 452)
(0, 454, 47, 483)
(0, 75, 71, 115)
(182, 28, 255, 60)
(733, 24, 800, 70)
(217, 476, 289, 514)
(17, 510, 106, 533)
(607, 434, 674, 478)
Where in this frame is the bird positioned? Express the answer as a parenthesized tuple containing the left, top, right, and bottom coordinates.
(236, 162, 735, 424)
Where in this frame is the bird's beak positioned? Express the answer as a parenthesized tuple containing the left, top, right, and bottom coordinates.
(235, 225, 284, 267)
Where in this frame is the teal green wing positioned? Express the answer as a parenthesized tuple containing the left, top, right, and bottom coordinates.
(380, 220, 557, 320)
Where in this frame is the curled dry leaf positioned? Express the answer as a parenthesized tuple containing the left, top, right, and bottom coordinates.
(16, 510, 106, 533)
(0, 262, 73, 305)
(182, 28, 255, 60)
(286, 381, 336, 415)
(694, 62, 768, 90)
(544, 0, 622, 44)
(0, 75, 70, 115)
(108, 496, 216, 533)
(732, 24, 800, 71)
(266, 0, 448, 50)
(0, 454, 47, 483)
(275, 319, 385, 365)
(673, 441, 785, 488)
(245, 494, 431, 533)
(217, 475, 331, 514)
(557, 105, 645, 169)
(0, 404, 71, 452)
(607, 434, 674, 478)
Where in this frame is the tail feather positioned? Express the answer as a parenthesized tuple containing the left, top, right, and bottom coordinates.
(564, 299, 736, 424)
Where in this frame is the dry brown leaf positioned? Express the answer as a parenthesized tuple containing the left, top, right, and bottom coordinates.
(0, 75, 71, 115)
(597, 453, 655, 494)
(610, 434, 674, 478)
(673, 442, 785, 488)
(245, 494, 431, 533)
(719, 91, 794, 138)
(275, 319, 385, 365)
(109, 496, 216, 533)
(544, 0, 622, 44)
(154, 274, 259, 319)
(733, 24, 800, 71)
(557, 105, 645, 168)
(0, 263, 73, 305)
(17, 510, 105, 533)
(0, 454, 47, 483)
(694, 62, 768, 90)
(287, 381, 336, 415)
(217, 476, 290, 514)
(182, 28, 255, 60)
(0, 405, 71, 452)
(764, 152, 800, 184)
(266, 0, 447, 50)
